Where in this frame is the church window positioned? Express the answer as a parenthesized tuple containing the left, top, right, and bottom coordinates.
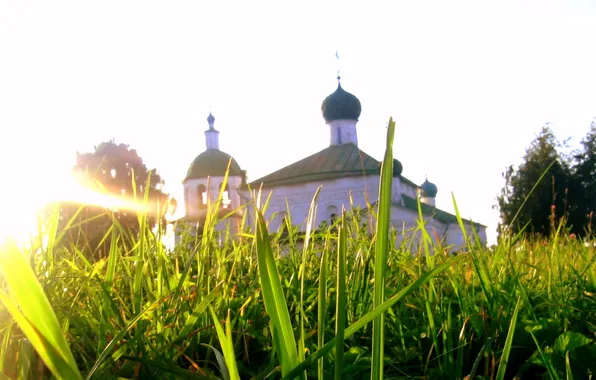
(326, 205, 339, 224)
(330, 213, 337, 224)
(220, 183, 231, 208)
(198, 184, 207, 208)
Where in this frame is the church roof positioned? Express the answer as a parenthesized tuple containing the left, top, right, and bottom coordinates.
(185, 150, 243, 181)
(399, 194, 486, 227)
(248, 143, 409, 189)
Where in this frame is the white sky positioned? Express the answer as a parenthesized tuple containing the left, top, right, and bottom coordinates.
(1, 0, 595, 244)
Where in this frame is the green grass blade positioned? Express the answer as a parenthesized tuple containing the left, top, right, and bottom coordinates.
(334, 216, 347, 380)
(0, 240, 82, 380)
(371, 116, 395, 379)
(208, 307, 240, 380)
(528, 330, 560, 380)
(300, 186, 322, 364)
(255, 209, 301, 378)
(283, 253, 465, 380)
(452, 193, 493, 307)
(173, 286, 221, 342)
(317, 232, 330, 380)
(86, 299, 161, 379)
(495, 297, 522, 380)
(565, 351, 573, 380)
(0, 292, 82, 380)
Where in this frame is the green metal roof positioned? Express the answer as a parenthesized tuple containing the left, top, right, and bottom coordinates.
(248, 143, 407, 188)
(184, 149, 243, 181)
(399, 195, 486, 227)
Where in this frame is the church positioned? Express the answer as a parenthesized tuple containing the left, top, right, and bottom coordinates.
(174, 77, 487, 250)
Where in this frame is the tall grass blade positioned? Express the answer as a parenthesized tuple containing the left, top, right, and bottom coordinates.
(208, 307, 240, 380)
(283, 253, 465, 380)
(255, 210, 301, 378)
(334, 216, 347, 380)
(371, 116, 395, 379)
(317, 232, 330, 380)
(86, 299, 161, 379)
(0, 240, 82, 380)
(0, 292, 82, 380)
(495, 297, 522, 380)
(300, 187, 322, 364)
(528, 330, 560, 380)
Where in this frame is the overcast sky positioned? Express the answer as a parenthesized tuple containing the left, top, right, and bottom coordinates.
(1, 1, 595, 244)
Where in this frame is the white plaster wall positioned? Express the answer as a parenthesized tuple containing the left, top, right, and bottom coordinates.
(242, 176, 381, 232)
(420, 196, 436, 206)
(240, 176, 416, 234)
(205, 131, 219, 150)
(401, 181, 419, 199)
(236, 176, 487, 252)
(445, 223, 487, 251)
(183, 175, 243, 218)
(328, 119, 358, 145)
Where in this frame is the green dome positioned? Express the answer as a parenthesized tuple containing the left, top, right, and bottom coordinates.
(420, 179, 438, 198)
(185, 150, 243, 180)
(321, 80, 362, 123)
(392, 158, 403, 176)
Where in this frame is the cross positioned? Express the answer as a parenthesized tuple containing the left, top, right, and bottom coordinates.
(335, 50, 341, 81)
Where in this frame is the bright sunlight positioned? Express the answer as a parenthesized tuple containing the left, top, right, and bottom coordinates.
(0, 172, 161, 247)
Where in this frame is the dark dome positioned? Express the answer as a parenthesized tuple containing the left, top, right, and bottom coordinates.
(420, 179, 438, 198)
(392, 158, 403, 176)
(321, 82, 362, 123)
(185, 150, 243, 180)
(207, 112, 215, 124)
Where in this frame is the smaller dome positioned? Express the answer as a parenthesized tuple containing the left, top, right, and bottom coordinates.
(207, 112, 215, 124)
(321, 80, 362, 123)
(420, 179, 438, 198)
(185, 150, 243, 180)
(392, 158, 403, 176)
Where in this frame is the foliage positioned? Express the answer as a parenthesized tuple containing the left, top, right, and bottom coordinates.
(51, 140, 168, 260)
(570, 120, 596, 235)
(497, 125, 574, 237)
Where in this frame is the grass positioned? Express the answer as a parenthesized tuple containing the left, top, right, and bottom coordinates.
(1, 119, 596, 379)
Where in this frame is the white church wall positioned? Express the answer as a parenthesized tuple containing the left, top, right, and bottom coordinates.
(245, 176, 382, 232)
(400, 181, 419, 199)
(445, 223, 487, 251)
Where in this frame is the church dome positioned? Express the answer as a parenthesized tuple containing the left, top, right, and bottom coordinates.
(321, 79, 362, 123)
(392, 158, 403, 176)
(185, 150, 243, 180)
(420, 178, 438, 198)
(207, 112, 215, 124)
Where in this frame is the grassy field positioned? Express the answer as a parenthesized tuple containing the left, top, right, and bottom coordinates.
(1, 121, 596, 379)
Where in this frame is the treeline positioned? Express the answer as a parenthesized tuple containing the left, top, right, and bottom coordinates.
(497, 120, 596, 238)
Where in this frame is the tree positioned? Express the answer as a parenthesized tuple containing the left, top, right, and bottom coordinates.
(570, 120, 596, 236)
(51, 140, 168, 258)
(497, 125, 574, 238)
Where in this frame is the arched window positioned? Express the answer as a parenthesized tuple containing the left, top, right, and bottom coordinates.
(326, 205, 338, 224)
(220, 183, 231, 209)
(197, 184, 207, 208)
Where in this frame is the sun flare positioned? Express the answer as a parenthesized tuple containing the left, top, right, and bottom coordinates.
(0, 173, 163, 247)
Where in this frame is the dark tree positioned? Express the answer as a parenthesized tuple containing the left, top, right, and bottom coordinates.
(51, 140, 168, 258)
(497, 125, 574, 238)
(570, 120, 596, 236)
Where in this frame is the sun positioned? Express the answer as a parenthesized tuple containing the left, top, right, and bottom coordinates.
(0, 172, 159, 248)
